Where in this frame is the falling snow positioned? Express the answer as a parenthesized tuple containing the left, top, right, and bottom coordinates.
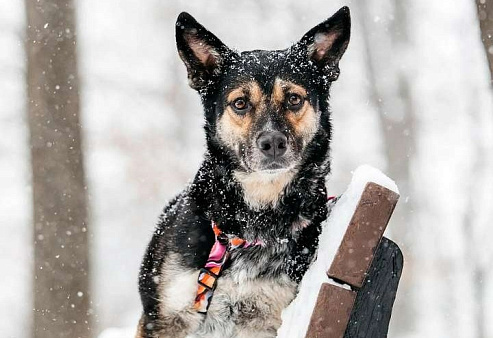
(1, 0, 493, 337)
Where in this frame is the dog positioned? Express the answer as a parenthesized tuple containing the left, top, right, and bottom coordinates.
(137, 7, 350, 338)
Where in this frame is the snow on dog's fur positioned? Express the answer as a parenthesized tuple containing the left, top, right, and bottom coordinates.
(137, 7, 351, 338)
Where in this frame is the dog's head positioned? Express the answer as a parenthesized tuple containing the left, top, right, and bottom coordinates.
(176, 8, 350, 186)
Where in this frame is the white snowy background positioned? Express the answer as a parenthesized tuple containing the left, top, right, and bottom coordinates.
(1, 0, 493, 337)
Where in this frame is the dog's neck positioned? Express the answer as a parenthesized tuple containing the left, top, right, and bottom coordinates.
(190, 151, 329, 242)
(233, 168, 297, 210)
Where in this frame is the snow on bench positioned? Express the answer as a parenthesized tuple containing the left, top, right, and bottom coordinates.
(277, 165, 401, 338)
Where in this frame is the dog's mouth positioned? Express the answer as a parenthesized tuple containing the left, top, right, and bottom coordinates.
(254, 160, 298, 175)
(258, 168, 294, 176)
(239, 150, 299, 174)
(240, 156, 296, 174)
(250, 153, 299, 172)
(260, 160, 288, 171)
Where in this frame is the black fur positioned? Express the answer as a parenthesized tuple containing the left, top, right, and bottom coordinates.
(138, 7, 350, 337)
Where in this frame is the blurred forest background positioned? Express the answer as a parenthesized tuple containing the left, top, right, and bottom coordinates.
(1, 0, 493, 337)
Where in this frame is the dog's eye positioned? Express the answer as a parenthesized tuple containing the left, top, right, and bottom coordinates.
(231, 98, 251, 114)
(287, 94, 304, 110)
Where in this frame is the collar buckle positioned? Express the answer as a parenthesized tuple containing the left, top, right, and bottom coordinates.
(198, 268, 219, 291)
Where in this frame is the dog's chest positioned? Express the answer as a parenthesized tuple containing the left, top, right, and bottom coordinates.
(160, 252, 297, 338)
(200, 273, 297, 337)
(195, 264, 297, 338)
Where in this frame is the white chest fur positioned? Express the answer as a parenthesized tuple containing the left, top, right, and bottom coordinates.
(200, 275, 296, 338)
(159, 253, 296, 338)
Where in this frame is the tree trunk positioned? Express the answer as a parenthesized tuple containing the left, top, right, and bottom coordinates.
(474, 1, 493, 336)
(355, 0, 416, 334)
(25, 1, 92, 337)
(476, 0, 493, 84)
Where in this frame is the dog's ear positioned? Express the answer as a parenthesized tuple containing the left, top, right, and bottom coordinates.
(295, 7, 351, 81)
(176, 12, 234, 91)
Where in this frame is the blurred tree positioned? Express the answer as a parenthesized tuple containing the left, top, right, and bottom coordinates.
(25, 0, 92, 337)
(473, 1, 493, 337)
(356, 0, 416, 335)
(476, 0, 493, 83)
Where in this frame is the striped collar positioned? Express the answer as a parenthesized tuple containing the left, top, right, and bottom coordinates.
(193, 221, 262, 313)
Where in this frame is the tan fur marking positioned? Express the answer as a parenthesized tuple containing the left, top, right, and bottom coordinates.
(217, 106, 253, 149)
(218, 81, 263, 150)
(286, 102, 318, 138)
(227, 87, 247, 102)
(272, 78, 318, 141)
(272, 78, 307, 105)
(234, 169, 296, 209)
(226, 82, 263, 105)
(247, 82, 263, 106)
(272, 80, 284, 104)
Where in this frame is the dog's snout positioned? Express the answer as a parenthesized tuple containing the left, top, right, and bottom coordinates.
(256, 131, 287, 159)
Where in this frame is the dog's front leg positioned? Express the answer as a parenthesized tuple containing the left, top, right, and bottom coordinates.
(136, 310, 204, 338)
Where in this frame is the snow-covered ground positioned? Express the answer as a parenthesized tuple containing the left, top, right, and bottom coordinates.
(1, 0, 493, 337)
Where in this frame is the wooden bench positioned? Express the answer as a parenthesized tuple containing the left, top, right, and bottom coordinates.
(305, 182, 403, 338)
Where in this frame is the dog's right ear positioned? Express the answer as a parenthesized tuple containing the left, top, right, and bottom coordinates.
(176, 12, 234, 91)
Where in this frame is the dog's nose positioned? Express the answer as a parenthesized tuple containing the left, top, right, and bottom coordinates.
(256, 131, 288, 159)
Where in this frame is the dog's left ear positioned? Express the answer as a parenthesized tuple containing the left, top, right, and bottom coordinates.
(176, 12, 235, 91)
(295, 6, 351, 81)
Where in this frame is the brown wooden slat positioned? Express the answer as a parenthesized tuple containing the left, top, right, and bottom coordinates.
(305, 283, 356, 338)
(327, 182, 399, 288)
